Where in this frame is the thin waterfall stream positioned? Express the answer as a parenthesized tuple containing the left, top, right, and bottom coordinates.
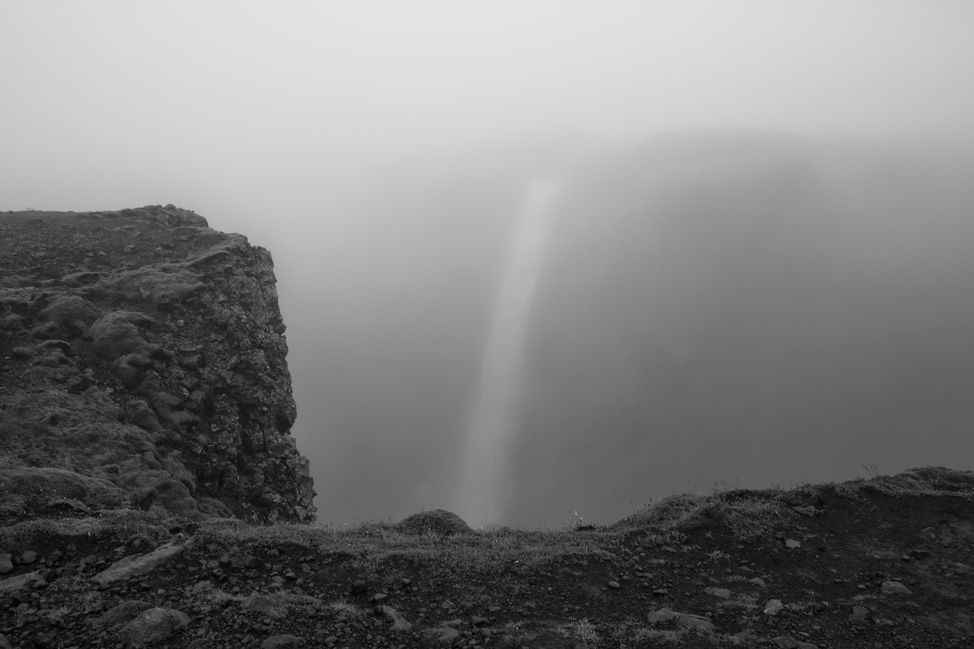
(457, 179, 565, 527)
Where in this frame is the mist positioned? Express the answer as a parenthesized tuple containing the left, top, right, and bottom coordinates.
(3, 1, 974, 527)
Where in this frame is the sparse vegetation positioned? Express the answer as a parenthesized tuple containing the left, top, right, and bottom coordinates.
(1, 467, 973, 647)
(559, 617, 599, 646)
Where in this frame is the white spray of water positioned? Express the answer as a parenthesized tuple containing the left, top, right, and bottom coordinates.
(457, 179, 565, 527)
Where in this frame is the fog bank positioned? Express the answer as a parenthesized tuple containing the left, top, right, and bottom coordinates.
(2, 2, 974, 526)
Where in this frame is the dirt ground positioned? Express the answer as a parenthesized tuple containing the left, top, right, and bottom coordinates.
(2, 467, 972, 648)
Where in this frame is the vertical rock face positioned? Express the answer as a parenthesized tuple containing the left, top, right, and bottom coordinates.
(0, 205, 315, 524)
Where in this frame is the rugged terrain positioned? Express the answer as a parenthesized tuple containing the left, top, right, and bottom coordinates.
(0, 206, 315, 524)
(2, 205, 973, 648)
(1, 467, 972, 648)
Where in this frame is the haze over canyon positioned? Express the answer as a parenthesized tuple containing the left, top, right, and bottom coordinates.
(312, 133, 974, 527)
(3, 2, 974, 528)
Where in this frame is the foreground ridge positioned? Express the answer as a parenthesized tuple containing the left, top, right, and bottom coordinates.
(1, 467, 972, 647)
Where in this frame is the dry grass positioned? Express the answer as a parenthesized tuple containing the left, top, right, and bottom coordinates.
(87, 264, 206, 307)
(861, 466, 974, 496)
(719, 497, 785, 540)
(183, 493, 718, 582)
(0, 509, 170, 552)
(790, 466, 974, 501)
(327, 599, 367, 619)
(0, 388, 172, 502)
(93, 600, 155, 629)
(609, 483, 788, 544)
(188, 516, 619, 582)
(559, 618, 600, 647)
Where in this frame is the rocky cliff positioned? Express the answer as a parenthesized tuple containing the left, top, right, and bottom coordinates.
(0, 205, 316, 524)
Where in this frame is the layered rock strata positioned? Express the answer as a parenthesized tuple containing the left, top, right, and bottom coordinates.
(0, 205, 315, 523)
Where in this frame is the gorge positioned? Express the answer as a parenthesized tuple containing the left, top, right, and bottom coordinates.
(3, 132, 974, 533)
(301, 131, 974, 528)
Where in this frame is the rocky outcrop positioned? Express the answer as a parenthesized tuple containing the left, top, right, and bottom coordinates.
(0, 205, 315, 523)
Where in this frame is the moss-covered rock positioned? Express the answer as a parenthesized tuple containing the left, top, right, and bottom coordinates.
(0, 206, 315, 524)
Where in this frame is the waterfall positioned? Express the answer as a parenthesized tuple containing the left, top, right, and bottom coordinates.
(457, 179, 565, 528)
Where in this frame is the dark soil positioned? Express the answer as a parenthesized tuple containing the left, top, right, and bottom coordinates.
(2, 468, 972, 648)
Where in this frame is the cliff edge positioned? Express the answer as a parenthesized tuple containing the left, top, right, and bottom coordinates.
(0, 205, 315, 524)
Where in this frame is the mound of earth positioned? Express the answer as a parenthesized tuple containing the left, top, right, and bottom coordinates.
(394, 509, 473, 536)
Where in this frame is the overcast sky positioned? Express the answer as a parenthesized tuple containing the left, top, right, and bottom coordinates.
(3, 1, 973, 225)
(3, 1, 974, 526)
(5, 0, 973, 318)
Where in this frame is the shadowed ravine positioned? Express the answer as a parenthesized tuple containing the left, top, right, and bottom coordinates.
(457, 179, 565, 527)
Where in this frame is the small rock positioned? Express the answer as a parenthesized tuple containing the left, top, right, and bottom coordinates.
(608, 581, 621, 589)
(244, 556, 262, 569)
(429, 626, 460, 644)
(10, 344, 31, 358)
(261, 635, 303, 649)
(10, 591, 30, 605)
(371, 592, 389, 603)
(848, 605, 869, 624)
(793, 506, 819, 517)
(704, 587, 731, 599)
(647, 608, 716, 632)
(749, 577, 766, 588)
(881, 580, 912, 595)
(242, 593, 286, 617)
(20, 551, 38, 565)
(93, 542, 184, 586)
(0, 554, 12, 575)
(764, 599, 784, 616)
(784, 539, 801, 549)
(470, 615, 489, 627)
(118, 607, 190, 647)
(350, 579, 367, 595)
(378, 605, 412, 631)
